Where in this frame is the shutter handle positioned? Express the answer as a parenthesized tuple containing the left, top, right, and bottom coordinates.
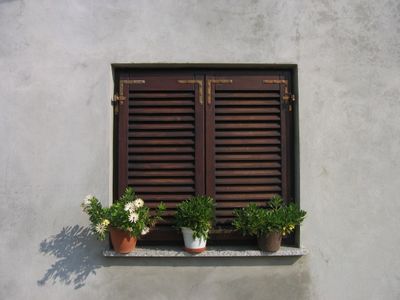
(206, 79, 233, 105)
(177, 80, 204, 105)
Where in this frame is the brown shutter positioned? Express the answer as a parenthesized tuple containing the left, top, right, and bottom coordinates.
(116, 71, 205, 242)
(205, 73, 293, 241)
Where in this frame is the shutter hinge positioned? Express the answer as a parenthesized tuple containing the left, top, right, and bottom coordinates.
(111, 94, 125, 105)
(289, 94, 296, 111)
(112, 94, 126, 114)
(263, 79, 295, 112)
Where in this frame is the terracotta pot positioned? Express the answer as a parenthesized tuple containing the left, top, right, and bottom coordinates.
(109, 227, 137, 254)
(257, 232, 282, 252)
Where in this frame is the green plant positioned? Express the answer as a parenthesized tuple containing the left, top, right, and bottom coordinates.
(81, 187, 166, 240)
(233, 195, 306, 237)
(175, 195, 215, 239)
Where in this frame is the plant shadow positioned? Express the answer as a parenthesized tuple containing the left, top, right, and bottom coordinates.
(37, 225, 103, 289)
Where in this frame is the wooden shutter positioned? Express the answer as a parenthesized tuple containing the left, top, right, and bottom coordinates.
(116, 71, 205, 242)
(205, 73, 294, 241)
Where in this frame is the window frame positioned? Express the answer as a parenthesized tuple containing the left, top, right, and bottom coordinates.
(112, 65, 300, 247)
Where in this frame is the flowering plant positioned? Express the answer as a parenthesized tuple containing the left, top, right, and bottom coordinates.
(81, 187, 166, 240)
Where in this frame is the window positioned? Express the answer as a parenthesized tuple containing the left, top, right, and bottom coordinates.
(114, 68, 296, 245)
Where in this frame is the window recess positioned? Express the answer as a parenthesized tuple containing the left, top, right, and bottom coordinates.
(113, 69, 296, 246)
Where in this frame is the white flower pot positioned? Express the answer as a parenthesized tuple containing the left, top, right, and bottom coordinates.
(181, 227, 207, 253)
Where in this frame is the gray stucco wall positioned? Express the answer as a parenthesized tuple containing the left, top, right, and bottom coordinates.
(1, 0, 399, 299)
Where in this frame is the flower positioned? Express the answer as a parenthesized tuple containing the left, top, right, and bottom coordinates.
(81, 194, 94, 212)
(101, 219, 110, 226)
(95, 223, 107, 235)
(134, 198, 144, 208)
(124, 202, 136, 213)
(141, 227, 150, 235)
(129, 212, 139, 223)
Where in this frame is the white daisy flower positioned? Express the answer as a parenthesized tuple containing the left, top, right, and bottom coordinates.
(81, 195, 94, 212)
(141, 227, 150, 235)
(134, 198, 144, 208)
(95, 223, 106, 235)
(124, 202, 136, 212)
(129, 212, 139, 223)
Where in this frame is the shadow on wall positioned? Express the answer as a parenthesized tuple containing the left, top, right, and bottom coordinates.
(37, 225, 103, 289)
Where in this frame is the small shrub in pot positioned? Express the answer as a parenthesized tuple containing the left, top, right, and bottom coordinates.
(175, 195, 215, 253)
(233, 195, 306, 252)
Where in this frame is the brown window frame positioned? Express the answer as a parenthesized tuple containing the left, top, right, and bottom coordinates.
(113, 67, 298, 247)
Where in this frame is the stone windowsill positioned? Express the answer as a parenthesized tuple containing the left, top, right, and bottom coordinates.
(103, 245, 308, 257)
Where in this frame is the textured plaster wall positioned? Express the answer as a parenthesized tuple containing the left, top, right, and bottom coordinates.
(0, 0, 399, 299)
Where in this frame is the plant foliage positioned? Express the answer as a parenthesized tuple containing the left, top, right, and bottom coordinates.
(81, 187, 166, 240)
(175, 195, 215, 240)
(233, 195, 306, 237)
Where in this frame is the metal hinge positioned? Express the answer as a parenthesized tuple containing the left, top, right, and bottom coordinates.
(111, 94, 125, 114)
(289, 94, 296, 111)
(111, 94, 124, 105)
(263, 79, 295, 111)
(112, 79, 145, 114)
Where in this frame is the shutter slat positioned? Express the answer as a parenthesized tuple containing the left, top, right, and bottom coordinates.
(216, 162, 281, 169)
(128, 139, 194, 146)
(129, 123, 194, 130)
(137, 194, 194, 201)
(132, 116, 195, 122)
(129, 146, 194, 154)
(128, 162, 195, 170)
(216, 154, 281, 161)
(216, 100, 280, 106)
(216, 138, 281, 145)
(215, 146, 280, 153)
(215, 131, 280, 137)
(130, 92, 194, 98)
(215, 92, 280, 98)
(216, 177, 281, 185)
(129, 170, 195, 177)
(216, 123, 280, 129)
(215, 201, 270, 207)
(215, 107, 280, 114)
(128, 178, 194, 185)
(129, 154, 195, 161)
(216, 115, 280, 121)
(217, 194, 278, 201)
(129, 107, 195, 114)
(135, 186, 194, 193)
(131, 100, 194, 106)
(216, 169, 281, 176)
(128, 131, 194, 138)
(216, 185, 281, 192)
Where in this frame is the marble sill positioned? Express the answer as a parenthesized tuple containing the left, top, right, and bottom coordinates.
(103, 245, 308, 257)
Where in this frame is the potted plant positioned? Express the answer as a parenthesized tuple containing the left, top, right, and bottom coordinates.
(81, 187, 166, 253)
(175, 195, 215, 254)
(233, 195, 306, 252)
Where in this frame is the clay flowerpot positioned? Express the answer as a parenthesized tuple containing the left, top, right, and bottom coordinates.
(181, 227, 207, 254)
(257, 231, 282, 252)
(109, 227, 137, 254)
